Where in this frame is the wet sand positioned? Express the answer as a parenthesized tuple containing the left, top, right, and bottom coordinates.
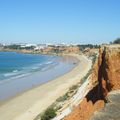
(0, 54, 92, 120)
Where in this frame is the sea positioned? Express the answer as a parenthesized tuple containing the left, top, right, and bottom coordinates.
(0, 52, 60, 81)
(0, 52, 77, 100)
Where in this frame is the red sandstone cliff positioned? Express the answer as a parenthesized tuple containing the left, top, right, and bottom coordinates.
(64, 45, 120, 120)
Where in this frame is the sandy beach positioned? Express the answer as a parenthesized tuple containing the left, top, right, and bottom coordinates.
(0, 54, 92, 120)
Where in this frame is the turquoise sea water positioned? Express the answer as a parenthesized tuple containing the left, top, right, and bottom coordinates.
(0, 52, 77, 100)
(0, 52, 59, 81)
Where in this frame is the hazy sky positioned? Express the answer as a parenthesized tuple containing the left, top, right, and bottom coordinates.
(0, 0, 120, 44)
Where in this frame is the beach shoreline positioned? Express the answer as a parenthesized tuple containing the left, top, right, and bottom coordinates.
(0, 53, 78, 101)
(0, 54, 92, 120)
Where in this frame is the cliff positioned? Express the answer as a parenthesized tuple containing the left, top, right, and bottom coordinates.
(64, 44, 120, 120)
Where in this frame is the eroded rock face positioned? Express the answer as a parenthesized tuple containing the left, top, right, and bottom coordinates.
(64, 45, 120, 120)
(64, 91, 105, 120)
(104, 46, 120, 90)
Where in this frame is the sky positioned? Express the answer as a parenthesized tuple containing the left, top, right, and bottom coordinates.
(0, 0, 120, 44)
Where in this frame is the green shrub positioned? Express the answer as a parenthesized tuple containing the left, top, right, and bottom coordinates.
(69, 85, 78, 91)
(113, 38, 120, 44)
(56, 93, 69, 102)
(55, 105, 62, 111)
(41, 106, 57, 120)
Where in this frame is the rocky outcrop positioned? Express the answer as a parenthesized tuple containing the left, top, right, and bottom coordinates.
(90, 90, 120, 120)
(64, 45, 120, 120)
(64, 85, 105, 120)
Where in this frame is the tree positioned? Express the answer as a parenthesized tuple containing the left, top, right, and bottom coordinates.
(113, 38, 120, 44)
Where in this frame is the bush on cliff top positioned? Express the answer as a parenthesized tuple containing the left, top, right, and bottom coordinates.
(113, 38, 120, 44)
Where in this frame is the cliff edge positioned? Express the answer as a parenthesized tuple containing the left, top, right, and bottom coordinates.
(64, 44, 120, 120)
